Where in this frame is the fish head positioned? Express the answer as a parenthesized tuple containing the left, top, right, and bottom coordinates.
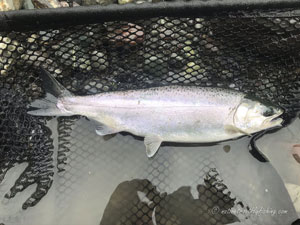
(233, 98, 284, 134)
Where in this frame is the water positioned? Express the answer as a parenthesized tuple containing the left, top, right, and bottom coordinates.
(257, 117, 300, 219)
(0, 117, 299, 225)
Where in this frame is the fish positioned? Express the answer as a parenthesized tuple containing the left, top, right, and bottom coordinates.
(28, 69, 284, 158)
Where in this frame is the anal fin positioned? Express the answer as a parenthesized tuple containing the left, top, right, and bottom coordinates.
(144, 135, 162, 158)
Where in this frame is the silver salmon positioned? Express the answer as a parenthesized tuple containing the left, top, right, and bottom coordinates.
(28, 69, 283, 157)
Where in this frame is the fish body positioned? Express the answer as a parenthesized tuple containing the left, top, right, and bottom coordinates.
(28, 69, 284, 157)
(61, 86, 244, 143)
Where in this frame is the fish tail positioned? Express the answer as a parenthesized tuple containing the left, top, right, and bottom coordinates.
(28, 68, 73, 116)
(28, 93, 63, 116)
(38, 67, 73, 98)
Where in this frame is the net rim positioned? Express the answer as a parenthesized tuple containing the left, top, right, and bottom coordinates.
(1, 0, 300, 31)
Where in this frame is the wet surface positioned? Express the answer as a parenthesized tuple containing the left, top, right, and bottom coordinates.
(257, 117, 300, 219)
(1, 117, 298, 225)
(0, 88, 54, 210)
(100, 178, 238, 225)
(0, 12, 300, 225)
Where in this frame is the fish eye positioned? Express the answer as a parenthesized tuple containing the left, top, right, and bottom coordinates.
(263, 107, 274, 117)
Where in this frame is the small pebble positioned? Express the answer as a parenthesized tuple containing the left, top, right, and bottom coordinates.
(0, 43, 7, 49)
(223, 145, 231, 153)
(195, 24, 203, 29)
(292, 145, 300, 164)
(2, 37, 11, 44)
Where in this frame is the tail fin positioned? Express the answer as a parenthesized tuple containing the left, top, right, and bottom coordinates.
(28, 68, 73, 116)
(39, 67, 72, 97)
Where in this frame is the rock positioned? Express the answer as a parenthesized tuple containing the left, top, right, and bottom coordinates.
(186, 61, 200, 76)
(81, 0, 95, 5)
(135, 0, 146, 3)
(118, 0, 132, 4)
(118, 0, 159, 3)
(144, 55, 168, 77)
(0, 36, 20, 76)
(183, 46, 197, 59)
(107, 23, 144, 47)
(90, 50, 108, 71)
(59, 1, 80, 7)
(81, 0, 115, 5)
(13, 0, 24, 9)
(0, 0, 24, 11)
(53, 34, 108, 72)
(32, 0, 61, 8)
(20, 47, 50, 68)
(59, 1, 69, 7)
(168, 53, 185, 69)
(23, 0, 34, 9)
(194, 23, 203, 29)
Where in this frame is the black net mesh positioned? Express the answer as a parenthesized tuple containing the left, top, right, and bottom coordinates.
(0, 8, 300, 225)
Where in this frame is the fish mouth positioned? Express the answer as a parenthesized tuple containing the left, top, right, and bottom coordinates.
(264, 110, 284, 127)
(269, 117, 283, 127)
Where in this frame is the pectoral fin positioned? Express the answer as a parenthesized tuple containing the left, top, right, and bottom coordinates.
(95, 124, 119, 136)
(225, 125, 251, 136)
(144, 135, 162, 158)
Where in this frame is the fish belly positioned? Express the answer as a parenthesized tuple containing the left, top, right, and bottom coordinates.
(94, 105, 240, 143)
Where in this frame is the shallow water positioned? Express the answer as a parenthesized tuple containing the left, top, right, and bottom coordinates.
(257, 117, 300, 219)
(0, 117, 299, 225)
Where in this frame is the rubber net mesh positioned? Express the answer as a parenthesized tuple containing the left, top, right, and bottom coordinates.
(0, 11, 300, 225)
